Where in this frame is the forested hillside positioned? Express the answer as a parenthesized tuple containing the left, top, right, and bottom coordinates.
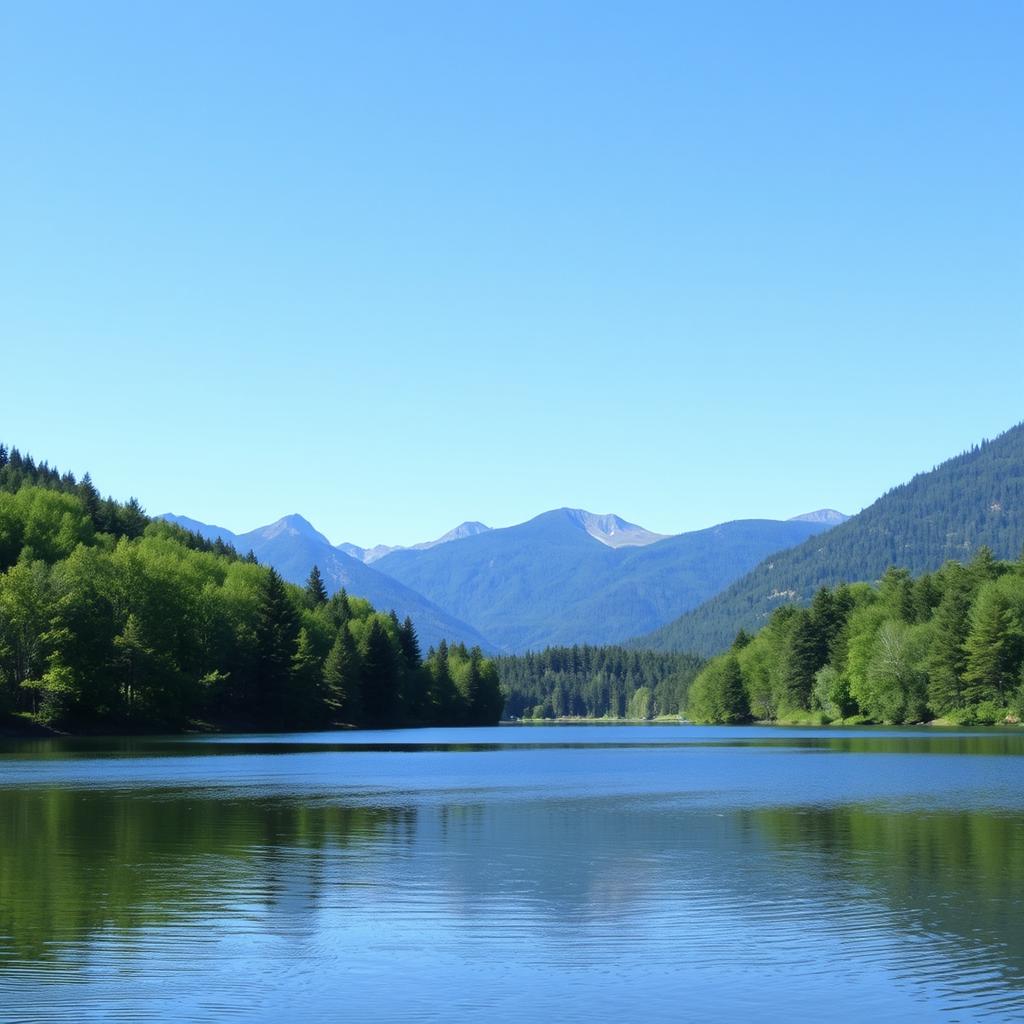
(687, 549, 1024, 726)
(159, 512, 491, 652)
(0, 445, 502, 732)
(498, 645, 703, 719)
(639, 423, 1024, 655)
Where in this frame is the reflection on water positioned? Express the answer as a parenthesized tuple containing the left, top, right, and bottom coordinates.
(1, 726, 1024, 1022)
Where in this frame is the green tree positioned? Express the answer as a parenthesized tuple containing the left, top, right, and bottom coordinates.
(305, 565, 328, 607)
(252, 568, 299, 723)
(687, 654, 749, 724)
(627, 685, 654, 720)
(926, 566, 973, 715)
(290, 627, 324, 723)
(359, 616, 400, 724)
(963, 581, 1024, 705)
(323, 627, 362, 723)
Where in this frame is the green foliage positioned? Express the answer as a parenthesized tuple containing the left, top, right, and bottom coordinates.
(685, 554, 1024, 726)
(687, 654, 750, 724)
(304, 565, 328, 607)
(0, 449, 504, 731)
(497, 645, 703, 720)
(642, 423, 1024, 654)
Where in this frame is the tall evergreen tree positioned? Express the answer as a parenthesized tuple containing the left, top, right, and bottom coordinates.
(360, 617, 400, 724)
(783, 614, 823, 708)
(305, 565, 328, 607)
(963, 587, 1022, 704)
(926, 569, 973, 714)
(398, 616, 422, 669)
(252, 568, 299, 722)
(78, 473, 100, 526)
(323, 627, 363, 723)
(290, 627, 323, 723)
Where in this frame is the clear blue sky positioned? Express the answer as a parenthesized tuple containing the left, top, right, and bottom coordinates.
(2, 1, 1021, 546)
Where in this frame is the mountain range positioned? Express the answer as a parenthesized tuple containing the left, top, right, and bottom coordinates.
(159, 513, 492, 652)
(160, 507, 847, 652)
(639, 422, 1024, 655)
(372, 509, 838, 650)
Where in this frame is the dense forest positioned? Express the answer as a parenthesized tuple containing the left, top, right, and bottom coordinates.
(498, 645, 703, 719)
(687, 549, 1024, 725)
(0, 445, 502, 732)
(640, 422, 1024, 655)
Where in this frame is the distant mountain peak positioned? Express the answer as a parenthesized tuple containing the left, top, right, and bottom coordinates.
(433, 521, 491, 544)
(260, 514, 332, 546)
(559, 508, 669, 549)
(788, 509, 849, 525)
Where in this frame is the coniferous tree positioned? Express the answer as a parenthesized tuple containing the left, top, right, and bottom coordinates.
(323, 627, 363, 723)
(926, 568, 973, 715)
(963, 587, 1022, 704)
(783, 614, 823, 709)
(731, 629, 753, 651)
(719, 655, 751, 723)
(305, 565, 328, 607)
(290, 627, 323, 723)
(78, 473, 100, 526)
(252, 568, 299, 722)
(398, 616, 421, 668)
(360, 617, 400, 724)
(327, 589, 351, 629)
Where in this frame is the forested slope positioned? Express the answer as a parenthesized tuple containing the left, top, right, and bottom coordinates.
(638, 423, 1024, 655)
(0, 445, 501, 732)
(687, 551, 1024, 726)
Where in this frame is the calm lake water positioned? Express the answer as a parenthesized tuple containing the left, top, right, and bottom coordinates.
(2, 724, 1024, 1022)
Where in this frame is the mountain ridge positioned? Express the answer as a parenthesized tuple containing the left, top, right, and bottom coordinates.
(373, 511, 837, 650)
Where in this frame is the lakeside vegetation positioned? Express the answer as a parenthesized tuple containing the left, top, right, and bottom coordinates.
(0, 445, 501, 732)
(497, 645, 703, 720)
(687, 549, 1024, 725)
(641, 423, 1024, 655)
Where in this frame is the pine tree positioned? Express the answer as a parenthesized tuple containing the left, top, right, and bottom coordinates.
(731, 628, 753, 651)
(719, 655, 751, 724)
(783, 613, 823, 709)
(252, 568, 299, 722)
(323, 627, 362, 723)
(926, 572, 972, 714)
(78, 473, 100, 526)
(290, 627, 323, 723)
(327, 589, 351, 629)
(427, 640, 458, 723)
(963, 588, 1022, 704)
(359, 617, 400, 724)
(305, 565, 328, 606)
(398, 616, 421, 669)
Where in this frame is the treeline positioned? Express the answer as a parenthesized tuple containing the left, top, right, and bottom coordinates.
(0, 446, 502, 731)
(498, 646, 703, 720)
(688, 549, 1024, 725)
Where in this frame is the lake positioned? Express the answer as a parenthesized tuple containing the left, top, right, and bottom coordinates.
(1, 724, 1023, 1022)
